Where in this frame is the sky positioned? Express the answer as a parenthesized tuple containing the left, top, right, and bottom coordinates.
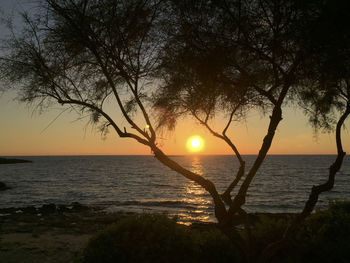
(0, 0, 349, 156)
(1, 89, 348, 156)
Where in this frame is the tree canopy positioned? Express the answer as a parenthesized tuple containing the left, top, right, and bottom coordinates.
(1, 0, 349, 262)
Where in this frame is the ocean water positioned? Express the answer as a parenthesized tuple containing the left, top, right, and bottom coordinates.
(1, 155, 350, 223)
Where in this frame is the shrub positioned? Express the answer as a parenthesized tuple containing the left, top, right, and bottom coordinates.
(252, 214, 292, 251)
(81, 202, 350, 263)
(297, 201, 350, 263)
(269, 200, 350, 263)
(247, 202, 350, 263)
(193, 228, 241, 263)
(80, 214, 196, 263)
(80, 213, 242, 263)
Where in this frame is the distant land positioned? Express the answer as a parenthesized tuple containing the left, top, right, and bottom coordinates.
(0, 157, 32, 164)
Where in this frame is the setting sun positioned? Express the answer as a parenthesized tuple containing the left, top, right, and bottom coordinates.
(191, 138, 201, 148)
(187, 136, 204, 152)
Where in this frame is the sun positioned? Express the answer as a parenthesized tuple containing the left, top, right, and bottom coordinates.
(187, 136, 204, 152)
(191, 138, 201, 148)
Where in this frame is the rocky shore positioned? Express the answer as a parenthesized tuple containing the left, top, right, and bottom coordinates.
(0, 157, 32, 164)
(0, 202, 297, 263)
(0, 182, 11, 191)
(0, 203, 133, 263)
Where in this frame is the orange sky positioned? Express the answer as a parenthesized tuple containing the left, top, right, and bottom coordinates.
(1, 91, 349, 156)
(0, 1, 349, 156)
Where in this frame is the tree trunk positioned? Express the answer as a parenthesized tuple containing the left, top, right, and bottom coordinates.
(151, 146, 229, 224)
(259, 102, 350, 263)
(229, 105, 283, 216)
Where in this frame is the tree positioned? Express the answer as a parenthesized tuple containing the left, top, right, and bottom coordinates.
(260, 1, 350, 260)
(0, 0, 228, 231)
(0, 0, 349, 262)
(156, 0, 350, 261)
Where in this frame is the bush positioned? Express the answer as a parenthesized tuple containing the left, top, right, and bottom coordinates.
(80, 213, 241, 263)
(80, 202, 350, 263)
(268, 200, 350, 263)
(252, 214, 292, 250)
(296, 201, 350, 263)
(246, 201, 350, 263)
(193, 228, 241, 263)
(81, 214, 196, 263)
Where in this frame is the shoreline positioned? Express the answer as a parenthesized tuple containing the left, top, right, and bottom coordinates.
(1, 202, 346, 263)
(0, 203, 136, 263)
(0, 203, 295, 263)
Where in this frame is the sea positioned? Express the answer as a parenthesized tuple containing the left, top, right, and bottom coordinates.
(1, 155, 350, 224)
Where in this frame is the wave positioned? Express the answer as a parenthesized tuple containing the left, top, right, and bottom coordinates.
(105, 200, 211, 210)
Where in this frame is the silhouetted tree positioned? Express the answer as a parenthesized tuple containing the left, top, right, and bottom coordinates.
(156, 0, 350, 261)
(0, 0, 228, 235)
(0, 0, 349, 262)
(261, 1, 350, 261)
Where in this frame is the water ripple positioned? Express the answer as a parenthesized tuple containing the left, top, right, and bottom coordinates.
(1, 155, 350, 223)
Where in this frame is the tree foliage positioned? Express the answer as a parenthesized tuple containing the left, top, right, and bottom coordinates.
(296, 0, 350, 132)
(1, 0, 164, 138)
(0, 0, 349, 262)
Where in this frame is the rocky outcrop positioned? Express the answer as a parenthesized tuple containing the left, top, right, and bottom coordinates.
(0, 157, 32, 164)
(0, 182, 11, 191)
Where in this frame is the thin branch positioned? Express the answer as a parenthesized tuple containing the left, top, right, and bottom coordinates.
(89, 42, 151, 139)
(189, 106, 246, 205)
(253, 84, 277, 105)
(222, 107, 237, 136)
(260, 101, 350, 263)
(190, 108, 244, 165)
(45, 0, 151, 140)
(57, 97, 150, 146)
(40, 107, 70, 134)
(221, 162, 245, 206)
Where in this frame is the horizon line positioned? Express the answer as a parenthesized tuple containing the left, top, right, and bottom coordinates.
(1, 153, 340, 157)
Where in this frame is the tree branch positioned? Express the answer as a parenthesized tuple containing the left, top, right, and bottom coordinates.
(57, 98, 150, 146)
(151, 146, 229, 225)
(259, 100, 350, 263)
(189, 103, 247, 205)
(229, 104, 283, 217)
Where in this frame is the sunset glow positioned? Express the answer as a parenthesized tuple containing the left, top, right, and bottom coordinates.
(187, 136, 204, 153)
(191, 138, 201, 148)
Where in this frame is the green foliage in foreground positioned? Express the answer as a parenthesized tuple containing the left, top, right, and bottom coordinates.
(80, 201, 350, 263)
(80, 214, 239, 263)
(255, 201, 350, 263)
(294, 201, 350, 263)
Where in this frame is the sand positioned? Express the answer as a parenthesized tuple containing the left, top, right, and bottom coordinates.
(0, 204, 132, 263)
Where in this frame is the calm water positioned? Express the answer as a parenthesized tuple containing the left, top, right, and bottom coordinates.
(1, 155, 350, 223)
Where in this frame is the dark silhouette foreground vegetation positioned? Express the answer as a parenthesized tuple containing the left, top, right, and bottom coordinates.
(81, 213, 240, 263)
(0, 0, 350, 262)
(80, 201, 350, 263)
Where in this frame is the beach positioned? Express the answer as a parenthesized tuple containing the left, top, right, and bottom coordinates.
(1, 202, 349, 263)
(0, 204, 133, 263)
(0, 202, 296, 263)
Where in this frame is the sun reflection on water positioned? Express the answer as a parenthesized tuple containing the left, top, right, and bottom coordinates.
(180, 156, 214, 224)
(190, 156, 203, 175)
